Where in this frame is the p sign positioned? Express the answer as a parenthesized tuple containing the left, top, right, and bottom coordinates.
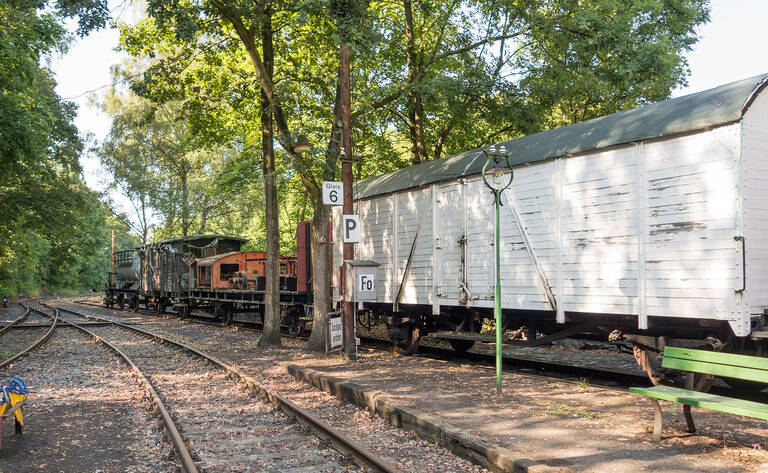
(342, 214, 359, 243)
(322, 181, 343, 206)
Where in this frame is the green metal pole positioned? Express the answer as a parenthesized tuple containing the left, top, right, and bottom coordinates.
(495, 190, 502, 394)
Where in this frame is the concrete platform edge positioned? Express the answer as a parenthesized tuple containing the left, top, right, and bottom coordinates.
(279, 362, 555, 473)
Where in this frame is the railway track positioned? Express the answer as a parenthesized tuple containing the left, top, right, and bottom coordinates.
(0, 302, 58, 369)
(36, 301, 403, 473)
(76, 297, 649, 389)
(0, 303, 30, 335)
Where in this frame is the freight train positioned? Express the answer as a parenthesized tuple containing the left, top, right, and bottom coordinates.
(106, 73, 768, 386)
(105, 223, 314, 333)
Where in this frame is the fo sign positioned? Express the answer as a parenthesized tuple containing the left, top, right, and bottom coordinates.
(322, 181, 343, 206)
(356, 273, 376, 300)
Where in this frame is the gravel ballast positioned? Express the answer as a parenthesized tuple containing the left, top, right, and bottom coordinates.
(62, 300, 768, 472)
(0, 324, 175, 472)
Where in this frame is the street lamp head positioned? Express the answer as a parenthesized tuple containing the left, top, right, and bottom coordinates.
(487, 166, 510, 190)
(293, 135, 312, 154)
(481, 145, 514, 192)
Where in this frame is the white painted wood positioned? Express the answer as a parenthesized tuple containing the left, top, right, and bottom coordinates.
(436, 181, 464, 302)
(636, 143, 648, 329)
(432, 184, 440, 315)
(502, 192, 557, 311)
(392, 192, 398, 309)
(393, 187, 432, 307)
(743, 84, 768, 325)
(555, 158, 565, 323)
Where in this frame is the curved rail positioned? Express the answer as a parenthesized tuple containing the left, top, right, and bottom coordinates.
(0, 302, 58, 370)
(0, 303, 32, 336)
(52, 302, 403, 473)
(32, 303, 198, 473)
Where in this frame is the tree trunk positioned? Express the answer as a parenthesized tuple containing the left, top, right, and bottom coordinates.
(307, 73, 344, 352)
(140, 196, 148, 245)
(307, 192, 331, 352)
(408, 91, 427, 164)
(180, 165, 189, 237)
(258, 5, 281, 348)
(403, 0, 426, 165)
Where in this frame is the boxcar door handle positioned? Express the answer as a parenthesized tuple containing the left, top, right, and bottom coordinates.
(735, 236, 745, 293)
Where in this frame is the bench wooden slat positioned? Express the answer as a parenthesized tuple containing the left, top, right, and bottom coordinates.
(662, 355, 768, 384)
(663, 346, 768, 372)
(629, 385, 768, 420)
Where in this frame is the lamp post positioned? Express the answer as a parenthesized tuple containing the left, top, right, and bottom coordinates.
(481, 145, 514, 394)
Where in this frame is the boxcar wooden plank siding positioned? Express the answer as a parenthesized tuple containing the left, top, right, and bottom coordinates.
(331, 75, 768, 338)
(744, 87, 768, 311)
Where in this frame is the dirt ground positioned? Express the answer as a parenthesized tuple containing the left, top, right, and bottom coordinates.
(67, 301, 768, 473)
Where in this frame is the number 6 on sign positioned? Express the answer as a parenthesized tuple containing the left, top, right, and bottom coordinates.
(322, 181, 343, 205)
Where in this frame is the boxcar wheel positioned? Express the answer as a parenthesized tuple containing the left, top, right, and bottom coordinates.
(117, 295, 125, 310)
(214, 303, 232, 326)
(288, 322, 304, 337)
(222, 307, 233, 326)
(448, 318, 478, 354)
(393, 323, 420, 355)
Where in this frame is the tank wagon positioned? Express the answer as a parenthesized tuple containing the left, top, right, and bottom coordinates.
(332, 73, 768, 380)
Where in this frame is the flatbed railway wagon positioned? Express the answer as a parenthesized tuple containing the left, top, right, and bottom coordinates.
(332, 73, 768, 379)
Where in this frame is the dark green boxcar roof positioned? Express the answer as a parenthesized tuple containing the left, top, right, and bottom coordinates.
(355, 73, 768, 200)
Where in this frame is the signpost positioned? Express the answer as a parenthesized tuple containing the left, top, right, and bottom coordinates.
(342, 215, 359, 243)
(322, 181, 343, 206)
(326, 312, 343, 354)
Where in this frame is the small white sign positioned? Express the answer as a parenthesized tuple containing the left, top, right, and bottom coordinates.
(322, 181, 343, 206)
(342, 214, 359, 243)
(329, 316, 343, 349)
(356, 272, 376, 300)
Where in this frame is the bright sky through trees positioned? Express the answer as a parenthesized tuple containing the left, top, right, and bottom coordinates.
(51, 0, 767, 193)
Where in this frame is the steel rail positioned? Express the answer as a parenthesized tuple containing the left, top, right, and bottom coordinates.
(33, 303, 199, 473)
(76, 298, 647, 388)
(0, 302, 58, 370)
(0, 303, 32, 336)
(54, 303, 404, 473)
(75, 299, 287, 336)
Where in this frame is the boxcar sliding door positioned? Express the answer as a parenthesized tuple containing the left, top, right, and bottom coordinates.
(435, 181, 464, 304)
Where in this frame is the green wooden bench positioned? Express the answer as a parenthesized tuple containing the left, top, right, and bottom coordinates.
(629, 346, 768, 441)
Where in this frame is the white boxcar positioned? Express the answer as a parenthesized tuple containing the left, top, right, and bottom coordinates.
(333, 73, 768, 354)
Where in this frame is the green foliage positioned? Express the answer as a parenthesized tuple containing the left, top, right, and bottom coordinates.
(0, 0, 118, 296)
